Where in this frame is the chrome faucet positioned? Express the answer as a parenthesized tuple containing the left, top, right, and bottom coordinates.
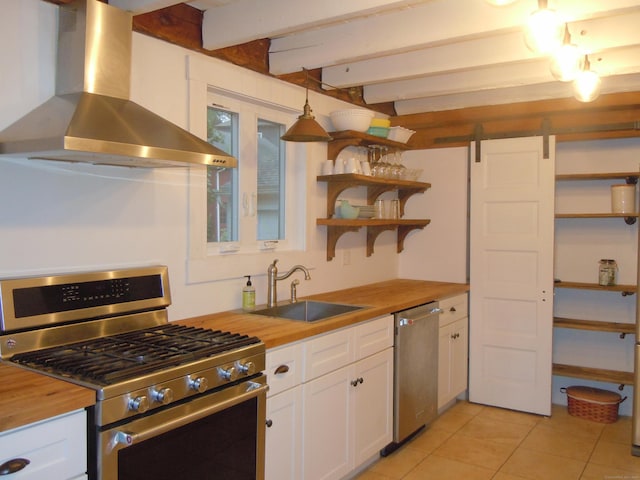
(267, 259, 311, 307)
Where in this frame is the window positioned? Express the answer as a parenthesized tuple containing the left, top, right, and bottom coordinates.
(204, 91, 297, 255)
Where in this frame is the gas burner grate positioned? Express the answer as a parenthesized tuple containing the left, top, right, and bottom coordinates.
(10, 325, 260, 385)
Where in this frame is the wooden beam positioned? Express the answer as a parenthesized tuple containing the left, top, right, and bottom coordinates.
(395, 91, 640, 150)
(132, 4, 393, 113)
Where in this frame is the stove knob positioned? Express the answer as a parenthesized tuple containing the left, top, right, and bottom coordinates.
(152, 387, 174, 405)
(237, 361, 256, 375)
(188, 376, 209, 393)
(128, 395, 149, 413)
(218, 366, 239, 382)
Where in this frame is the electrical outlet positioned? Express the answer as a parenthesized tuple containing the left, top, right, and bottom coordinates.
(343, 249, 351, 266)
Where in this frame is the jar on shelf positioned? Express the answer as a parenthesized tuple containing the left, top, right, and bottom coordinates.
(598, 259, 618, 286)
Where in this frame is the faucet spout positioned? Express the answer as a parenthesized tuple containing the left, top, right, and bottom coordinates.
(267, 259, 311, 308)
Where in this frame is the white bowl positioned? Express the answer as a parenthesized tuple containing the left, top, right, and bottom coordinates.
(330, 109, 375, 132)
(387, 126, 416, 143)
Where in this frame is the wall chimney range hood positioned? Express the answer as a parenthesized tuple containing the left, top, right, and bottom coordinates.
(0, 0, 236, 169)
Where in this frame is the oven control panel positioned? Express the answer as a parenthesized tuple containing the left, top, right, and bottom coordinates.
(97, 349, 266, 426)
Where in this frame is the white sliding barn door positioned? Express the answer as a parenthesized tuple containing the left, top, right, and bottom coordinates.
(469, 136, 555, 416)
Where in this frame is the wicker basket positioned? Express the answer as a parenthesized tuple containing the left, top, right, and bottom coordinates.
(561, 386, 626, 424)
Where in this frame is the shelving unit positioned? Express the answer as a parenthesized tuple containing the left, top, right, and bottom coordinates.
(317, 132, 431, 261)
(553, 171, 638, 388)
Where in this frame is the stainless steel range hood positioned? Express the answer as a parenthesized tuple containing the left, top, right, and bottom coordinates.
(0, 0, 236, 168)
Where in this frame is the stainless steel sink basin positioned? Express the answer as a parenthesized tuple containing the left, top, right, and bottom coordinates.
(250, 300, 364, 322)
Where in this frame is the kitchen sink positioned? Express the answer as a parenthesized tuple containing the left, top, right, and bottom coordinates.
(250, 300, 364, 322)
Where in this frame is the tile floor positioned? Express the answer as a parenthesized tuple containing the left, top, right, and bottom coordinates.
(355, 401, 640, 480)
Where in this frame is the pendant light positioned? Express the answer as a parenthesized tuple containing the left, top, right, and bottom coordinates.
(549, 24, 582, 82)
(573, 55, 601, 102)
(523, 0, 564, 54)
(281, 70, 332, 142)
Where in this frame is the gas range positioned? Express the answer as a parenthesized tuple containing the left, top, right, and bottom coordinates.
(0, 266, 265, 426)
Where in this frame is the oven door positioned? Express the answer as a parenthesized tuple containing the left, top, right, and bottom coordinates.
(96, 376, 268, 480)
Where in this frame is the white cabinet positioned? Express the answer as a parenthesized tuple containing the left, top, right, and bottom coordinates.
(265, 343, 303, 480)
(438, 293, 469, 410)
(0, 409, 87, 480)
(302, 315, 393, 480)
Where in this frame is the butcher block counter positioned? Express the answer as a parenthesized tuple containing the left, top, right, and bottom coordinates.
(0, 363, 94, 433)
(0, 279, 466, 433)
(178, 279, 469, 349)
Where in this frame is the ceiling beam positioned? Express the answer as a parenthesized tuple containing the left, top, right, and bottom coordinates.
(132, 3, 395, 114)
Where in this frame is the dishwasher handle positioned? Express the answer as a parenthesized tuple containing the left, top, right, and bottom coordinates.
(397, 307, 442, 326)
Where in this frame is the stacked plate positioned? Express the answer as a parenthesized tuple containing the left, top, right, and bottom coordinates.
(356, 205, 376, 218)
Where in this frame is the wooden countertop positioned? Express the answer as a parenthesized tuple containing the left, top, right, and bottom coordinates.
(0, 279, 467, 433)
(177, 279, 469, 349)
(0, 363, 95, 433)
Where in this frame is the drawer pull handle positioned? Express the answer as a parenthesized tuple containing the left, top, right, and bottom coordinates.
(0, 458, 30, 475)
(450, 307, 456, 312)
(266, 419, 273, 428)
(274, 365, 290, 375)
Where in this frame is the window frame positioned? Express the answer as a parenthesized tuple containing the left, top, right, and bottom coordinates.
(186, 72, 316, 284)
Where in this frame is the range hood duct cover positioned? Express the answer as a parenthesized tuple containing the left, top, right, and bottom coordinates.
(0, 0, 236, 168)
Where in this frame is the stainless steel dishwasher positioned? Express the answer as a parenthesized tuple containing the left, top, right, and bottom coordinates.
(381, 301, 441, 456)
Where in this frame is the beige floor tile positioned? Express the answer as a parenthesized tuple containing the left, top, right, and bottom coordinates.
(353, 470, 396, 480)
(539, 404, 605, 440)
(580, 462, 640, 480)
(589, 440, 640, 474)
(499, 448, 585, 480)
(403, 455, 495, 480)
(433, 431, 516, 470)
(492, 473, 530, 480)
(520, 423, 598, 462)
(476, 405, 541, 427)
(403, 426, 453, 454)
(367, 445, 427, 479)
(457, 415, 534, 447)
(430, 408, 476, 433)
(600, 415, 633, 445)
(447, 400, 486, 417)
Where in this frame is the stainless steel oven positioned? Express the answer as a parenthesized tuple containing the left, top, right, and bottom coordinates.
(103, 376, 267, 479)
(0, 266, 267, 480)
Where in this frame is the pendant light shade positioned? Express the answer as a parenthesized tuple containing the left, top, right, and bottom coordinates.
(281, 74, 332, 142)
(524, 0, 564, 54)
(549, 24, 582, 82)
(573, 55, 601, 102)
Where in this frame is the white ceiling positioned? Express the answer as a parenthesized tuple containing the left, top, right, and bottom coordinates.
(110, 0, 640, 114)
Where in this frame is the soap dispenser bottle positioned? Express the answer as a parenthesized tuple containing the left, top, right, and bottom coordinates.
(242, 275, 255, 311)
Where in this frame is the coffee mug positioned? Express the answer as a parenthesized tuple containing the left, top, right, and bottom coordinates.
(333, 159, 345, 174)
(321, 160, 334, 175)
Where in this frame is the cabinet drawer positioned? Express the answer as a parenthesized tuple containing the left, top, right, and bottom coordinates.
(439, 293, 468, 327)
(266, 343, 303, 397)
(304, 328, 355, 382)
(0, 410, 86, 480)
(355, 315, 393, 360)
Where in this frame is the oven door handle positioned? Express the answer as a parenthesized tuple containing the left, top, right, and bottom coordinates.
(110, 381, 268, 449)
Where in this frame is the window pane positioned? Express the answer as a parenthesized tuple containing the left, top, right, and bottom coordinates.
(257, 119, 285, 241)
(207, 107, 238, 243)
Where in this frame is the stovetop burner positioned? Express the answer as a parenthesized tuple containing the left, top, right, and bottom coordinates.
(10, 324, 260, 385)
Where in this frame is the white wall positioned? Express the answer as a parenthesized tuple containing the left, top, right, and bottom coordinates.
(399, 147, 468, 283)
(0, 0, 400, 321)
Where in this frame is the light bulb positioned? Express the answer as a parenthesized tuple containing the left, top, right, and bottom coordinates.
(549, 26, 582, 81)
(523, 2, 564, 54)
(573, 56, 601, 102)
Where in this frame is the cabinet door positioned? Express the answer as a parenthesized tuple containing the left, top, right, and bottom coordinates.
(352, 348, 393, 467)
(438, 323, 454, 409)
(302, 365, 352, 480)
(450, 318, 469, 400)
(265, 387, 302, 480)
(0, 410, 86, 480)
